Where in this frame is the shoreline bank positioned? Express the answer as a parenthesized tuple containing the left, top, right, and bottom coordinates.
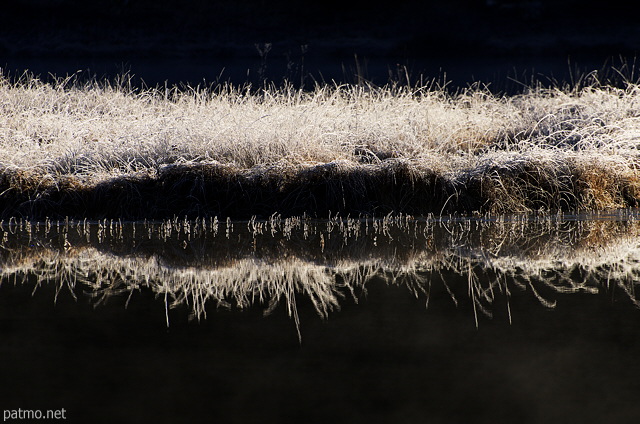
(2, 158, 638, 219)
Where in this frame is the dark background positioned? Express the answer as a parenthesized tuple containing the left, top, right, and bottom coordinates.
(3, 273, 640, 424)
(2, 0, 640, 89)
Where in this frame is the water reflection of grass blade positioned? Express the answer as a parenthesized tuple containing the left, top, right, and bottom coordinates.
(1, 213, 639, 336)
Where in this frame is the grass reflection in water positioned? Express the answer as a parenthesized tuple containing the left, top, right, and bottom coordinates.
(1, 211, 639, 339)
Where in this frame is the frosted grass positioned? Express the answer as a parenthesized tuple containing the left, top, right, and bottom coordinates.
(1, 71, 639, 215)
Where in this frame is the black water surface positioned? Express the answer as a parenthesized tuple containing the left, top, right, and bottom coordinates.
(1, 272, 640, 423)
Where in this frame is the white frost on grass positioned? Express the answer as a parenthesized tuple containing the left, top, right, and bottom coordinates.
(1, 72, 639, 178)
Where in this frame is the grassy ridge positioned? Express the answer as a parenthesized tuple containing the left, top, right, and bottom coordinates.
(1, 71, 639, 218)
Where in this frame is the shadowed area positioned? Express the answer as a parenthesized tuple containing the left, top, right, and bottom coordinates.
(2, 1, 640, 88)
(2, 160, 639, 219)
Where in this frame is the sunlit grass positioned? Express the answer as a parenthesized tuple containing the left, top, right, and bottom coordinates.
(1, 70, 640, 217)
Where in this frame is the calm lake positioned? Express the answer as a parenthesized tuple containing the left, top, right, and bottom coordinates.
(1, 212, 640, 423)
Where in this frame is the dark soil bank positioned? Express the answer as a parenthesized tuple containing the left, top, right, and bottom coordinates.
(2, 161, 638, 219)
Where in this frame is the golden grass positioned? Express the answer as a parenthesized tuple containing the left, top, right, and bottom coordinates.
(1, 71, 640, 218)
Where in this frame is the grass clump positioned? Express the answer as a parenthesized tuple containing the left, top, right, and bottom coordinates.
(1, 70, 639, 218)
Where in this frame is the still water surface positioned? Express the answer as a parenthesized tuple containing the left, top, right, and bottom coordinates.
(1, 212, 640, 423)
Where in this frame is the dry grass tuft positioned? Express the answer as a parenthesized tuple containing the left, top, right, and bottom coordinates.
(1, 71, 640, 218)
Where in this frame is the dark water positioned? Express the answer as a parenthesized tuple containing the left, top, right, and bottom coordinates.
(1, 213, 640, 423)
